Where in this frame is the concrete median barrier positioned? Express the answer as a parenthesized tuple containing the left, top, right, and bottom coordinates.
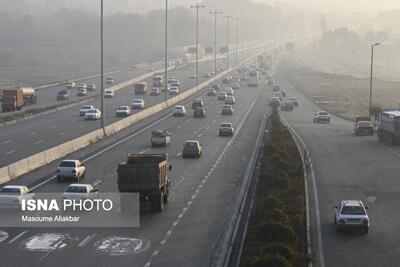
(0, 167, 10, 184)
(26, 152, 47, 171)
(8, 159, 29, 180)
(0, 51, 264, 185)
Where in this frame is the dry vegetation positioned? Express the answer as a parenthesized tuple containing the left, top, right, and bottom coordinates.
(240, 110, 308, 267)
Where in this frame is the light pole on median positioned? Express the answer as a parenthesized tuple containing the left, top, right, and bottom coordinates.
(190, 4, 205, 89)
(223, 15, 233, 68)
(100, 0, 105, 130)
(210, 10, 222, 76)
(234, 17, 239, 66)
(369, 42, 380, 120)
(164, 0, 168, 104)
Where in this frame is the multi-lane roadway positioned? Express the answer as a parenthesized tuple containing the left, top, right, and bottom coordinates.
(0, 58, 230, 167)
(0, 62, 271, 267)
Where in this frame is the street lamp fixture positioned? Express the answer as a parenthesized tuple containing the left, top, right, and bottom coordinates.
(190, 4, 205, 89)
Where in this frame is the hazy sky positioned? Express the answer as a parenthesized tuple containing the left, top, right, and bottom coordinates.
(252, 0, 400, 14)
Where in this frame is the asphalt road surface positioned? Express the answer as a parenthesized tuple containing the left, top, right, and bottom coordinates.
(0, 57, 233, 167)
(277, 66, 400, 267)
(0, 68, 271, 266)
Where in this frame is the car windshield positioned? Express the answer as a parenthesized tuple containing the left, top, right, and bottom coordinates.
(358, 121, 371, 127)
(341, 205, 366, 215)
(133, 100, 143, 103)
(175, 107, 183, 110)
(221, 123, 231, 127)
(105, 91, 112, 94)
(82, 106, 92, 109)
(0, 187, 21, 194)
(59, 161, 76, 167)
(65, 186, 87, 193)
(86, 110, 97, 114)
(185, 142, 197, 148)
(319, 112, 328, 115)
(118, 107, 128, 110)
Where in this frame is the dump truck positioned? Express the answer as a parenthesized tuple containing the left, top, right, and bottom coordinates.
(117, 154, 171, 212)
(20, 87, 37, 105)
(2, 89, 24, 112)
(377, 110, 400, 144)
(134, 82, 148, 95)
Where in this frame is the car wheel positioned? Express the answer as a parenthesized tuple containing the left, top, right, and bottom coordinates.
(57, 176, 62, 182)
(364, 228, 369, 234)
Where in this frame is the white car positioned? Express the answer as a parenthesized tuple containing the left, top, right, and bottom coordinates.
(225, 96, 236, 105)
(225, 87, 234, 96)
(87, 84, 96, 91)
(313, 111, 330, 123)
(63, 184, 98, 201)
(218, 92, 227, 101)
(269, 97, 281, 107)
(76, 88, 87, 96)
(131, 99, 145, 109)
(66, 81, 76, 89)
(79, 105, 95, 116)
(172, 105, 187, 116)
(190, 73, 196, 79)
(106, 76, 114, 84)
(169, 87, 179, 95)
(104, 90, 114, 98)
(334, 200, 369, 233)
(57, 160, 86, 181)
(272, 91, 284, 100)
(0, 185, 35, 207)
(116, 106, 131, 117)
(77, 83, 87, 90)
(167, 77, 176, 84)
(84, 109, 102, 120)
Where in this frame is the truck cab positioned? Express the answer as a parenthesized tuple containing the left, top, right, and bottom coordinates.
(151, 130, 171, 147)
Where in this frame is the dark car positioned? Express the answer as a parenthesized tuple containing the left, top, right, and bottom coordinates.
(281, 102, 294, 111)
(57, 90, 70, 101)
(354, 121, 374, 136)
(221, 105, 234, 115)
(193, 107, 206, 118)
(207, 88, 217, 96)
(182, 140, 202, 158)
(211, 84, 221, 91)
(218, 122, 234, 136)
(192, 99, 204, 109)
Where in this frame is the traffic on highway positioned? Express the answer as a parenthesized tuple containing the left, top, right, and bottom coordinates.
(1, 1, 400, 267)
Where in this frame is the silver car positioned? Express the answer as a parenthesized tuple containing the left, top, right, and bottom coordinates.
(334, 200, 370, 233)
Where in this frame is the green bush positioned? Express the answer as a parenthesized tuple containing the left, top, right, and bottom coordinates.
(252, 253, 292, 267)
(261, 196, 285, 211)
(265, 208, 292, 226)
(257, 222, 298, 245)
(262, 243, 297, 262)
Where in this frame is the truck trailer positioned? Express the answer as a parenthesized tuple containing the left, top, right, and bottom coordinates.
(377, 110, 400, 144)
(117, 154, 171, 212)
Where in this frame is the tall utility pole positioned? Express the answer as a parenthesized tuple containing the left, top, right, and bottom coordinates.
(210, 10, 222, 76)
(234, 17, 239, 65)
(164, 0, 168, 103)
(190, 4, 205, 89)
(369, 42, 380, 119)
(100, 0, 105, 131)
(223, 15, 233, 68)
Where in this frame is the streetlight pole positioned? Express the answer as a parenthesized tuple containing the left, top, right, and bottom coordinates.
(164, 0, 168, 103)
(223, 15, 233, 68)
(210, 10, 222, 76)
(100, 0, 105, 131)
(234, 17, 239, 65)
(190, 4, 205, 89)
(369, 42, 380, 119)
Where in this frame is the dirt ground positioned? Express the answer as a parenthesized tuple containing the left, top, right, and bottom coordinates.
(281, 62, 400, 120)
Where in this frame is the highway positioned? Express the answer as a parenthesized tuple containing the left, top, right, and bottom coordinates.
(0, 62, 163, 114)
(0, 57, 232, 167)
(0, 64, 271, 266)
(277, 64, 400, 267)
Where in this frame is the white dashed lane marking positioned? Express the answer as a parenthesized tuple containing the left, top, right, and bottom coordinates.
(34, 140, 43, 145)
(1, 140, 11, 144)
(8, 230, 28, 244)
(5, 150, 15, 155)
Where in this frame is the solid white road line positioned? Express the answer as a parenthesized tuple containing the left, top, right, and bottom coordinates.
(5, 150, 15, 156)
(8, 230, 28, 244)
